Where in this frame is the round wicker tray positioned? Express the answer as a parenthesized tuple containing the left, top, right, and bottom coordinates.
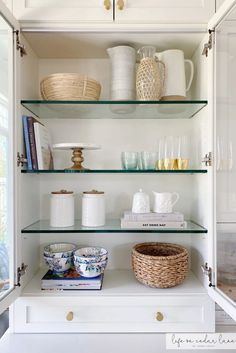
(132, 242, 189, 288)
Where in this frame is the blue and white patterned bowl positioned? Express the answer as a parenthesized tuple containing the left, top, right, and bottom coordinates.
(74, 247, 108, 264)
(44, 243, 77, 258)
(44, 255, 73, 273)
(74, 258, 108, 278)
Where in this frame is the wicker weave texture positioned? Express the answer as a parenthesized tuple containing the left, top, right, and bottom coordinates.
(40, 73, 101, 101)
(132, 242, 189, 288)
(136, 58, 164, 101)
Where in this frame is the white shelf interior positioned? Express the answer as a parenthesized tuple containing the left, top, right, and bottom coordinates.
(22, 269, 207, 297)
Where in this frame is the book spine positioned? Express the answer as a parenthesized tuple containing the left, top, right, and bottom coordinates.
(33, 123, 43, 169)
(121, 219, 187, 229)
(42, 285, 101, 290)
(22, 116, 32, 170)
(27, 117, 38, 169)
(123, 214, 184, 222)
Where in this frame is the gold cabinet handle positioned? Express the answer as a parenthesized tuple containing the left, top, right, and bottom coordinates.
(156, 312, 164, 322)
(117, 0, 124, 10)
(104, 0, 111, 10)
(66, 311, 74, 321)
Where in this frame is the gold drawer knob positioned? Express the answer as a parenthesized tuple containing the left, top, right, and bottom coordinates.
(117, 0, 124, 10)
(66, 311, 74, 321)
(156, 312, 164, 321)
(104, 0, 111, 10)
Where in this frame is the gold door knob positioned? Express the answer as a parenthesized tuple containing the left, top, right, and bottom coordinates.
(156, 312, 164, 322)
(104, 0, 111, 10)
(66, 311, 74, 321)
(117, 0, 124, 10)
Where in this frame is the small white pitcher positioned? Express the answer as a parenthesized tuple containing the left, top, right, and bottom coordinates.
(155, 49, 194, 100)
(152, 191, 179, 213)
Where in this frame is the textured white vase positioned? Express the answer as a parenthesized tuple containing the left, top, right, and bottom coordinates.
(107, 45, 136, 101)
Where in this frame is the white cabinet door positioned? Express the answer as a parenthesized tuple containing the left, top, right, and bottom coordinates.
(216, 0, 225, 9)
(2, 0, 12, 11)
(115, 0, 215, 24)
(13, 0, 113, 23)
(0, 1, 21, 315)
(207, 0, 236, 321)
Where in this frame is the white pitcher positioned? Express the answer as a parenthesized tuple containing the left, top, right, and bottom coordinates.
(155, 49, 194, 100)
(152, 191, 179, 213)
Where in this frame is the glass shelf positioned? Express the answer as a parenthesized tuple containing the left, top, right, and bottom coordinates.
(21, 220, 207, 234)
(21, 169, 208, 174)
(21, 100, 207, 119)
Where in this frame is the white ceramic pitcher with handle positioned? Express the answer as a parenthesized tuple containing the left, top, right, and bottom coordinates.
(155, 49, 194, 100)
(152, 191, 179, 213)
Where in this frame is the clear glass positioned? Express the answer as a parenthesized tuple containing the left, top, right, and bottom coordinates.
(137, 46, 156, 60)
(176, 135, 190, 170)
(121, 152, 138, 170)
(215, 4, 236, 303)
(0, 15, 13, 300)
(21, 219, 207, 234)
(164, 136, 176, 170)
(21, 100, 208, 120)
(140, 151, 158, 170)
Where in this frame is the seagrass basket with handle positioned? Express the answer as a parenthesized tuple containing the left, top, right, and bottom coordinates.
(40, 73, 101, 101)
(132, 242, 189, 288)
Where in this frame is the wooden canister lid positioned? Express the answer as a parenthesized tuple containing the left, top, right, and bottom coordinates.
(83, 189, 104, 195)
(51, 189, 73, 194)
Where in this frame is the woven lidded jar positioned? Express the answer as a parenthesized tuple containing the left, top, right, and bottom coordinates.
(132, 242, 189, 288)
(136, 46, 165, 101)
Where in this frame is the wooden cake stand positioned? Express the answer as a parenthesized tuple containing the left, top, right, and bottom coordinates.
(53, 143, 101, 170)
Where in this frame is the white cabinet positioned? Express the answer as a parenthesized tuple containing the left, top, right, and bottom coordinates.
(216, 0, 225, 9)
(13, 0, 215, 24)
(13, 293, 214, 333)
(1, 0, 236, 340)
(2, 0, 12, 11)
(13, 0, 113, 23)
(115, 0, 215, 24)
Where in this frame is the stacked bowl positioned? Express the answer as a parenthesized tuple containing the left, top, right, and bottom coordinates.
(44, 243, 77, 273)
(74, 247, 108, 278)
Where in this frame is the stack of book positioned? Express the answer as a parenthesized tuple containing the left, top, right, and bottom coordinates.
(22, 115, 54, 170)
(41, 268, 104, 290)
(120, 211, 186, 229)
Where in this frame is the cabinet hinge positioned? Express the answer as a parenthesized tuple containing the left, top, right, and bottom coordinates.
(16, 263, 28, 287)
(17, 152, 27, 167)
(202, 152, 212, 167)
(14, 30, 27, 57)
(202, 29, 215, 57)
(201, 263, 215, 287)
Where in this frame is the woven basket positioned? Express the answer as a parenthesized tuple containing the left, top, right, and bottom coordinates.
(40, 73, 101, 101)
(132, 242, 189, 288)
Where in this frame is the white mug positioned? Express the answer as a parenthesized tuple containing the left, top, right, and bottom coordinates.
(152, 191, 179, 213)
(155, 49, 194, 100)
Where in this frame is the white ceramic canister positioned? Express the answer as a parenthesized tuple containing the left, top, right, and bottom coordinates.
(82, 190, 105, 227)
(50, 190, 74, 227)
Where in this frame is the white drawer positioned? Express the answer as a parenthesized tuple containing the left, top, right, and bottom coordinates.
(13, 295, 215, 333)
